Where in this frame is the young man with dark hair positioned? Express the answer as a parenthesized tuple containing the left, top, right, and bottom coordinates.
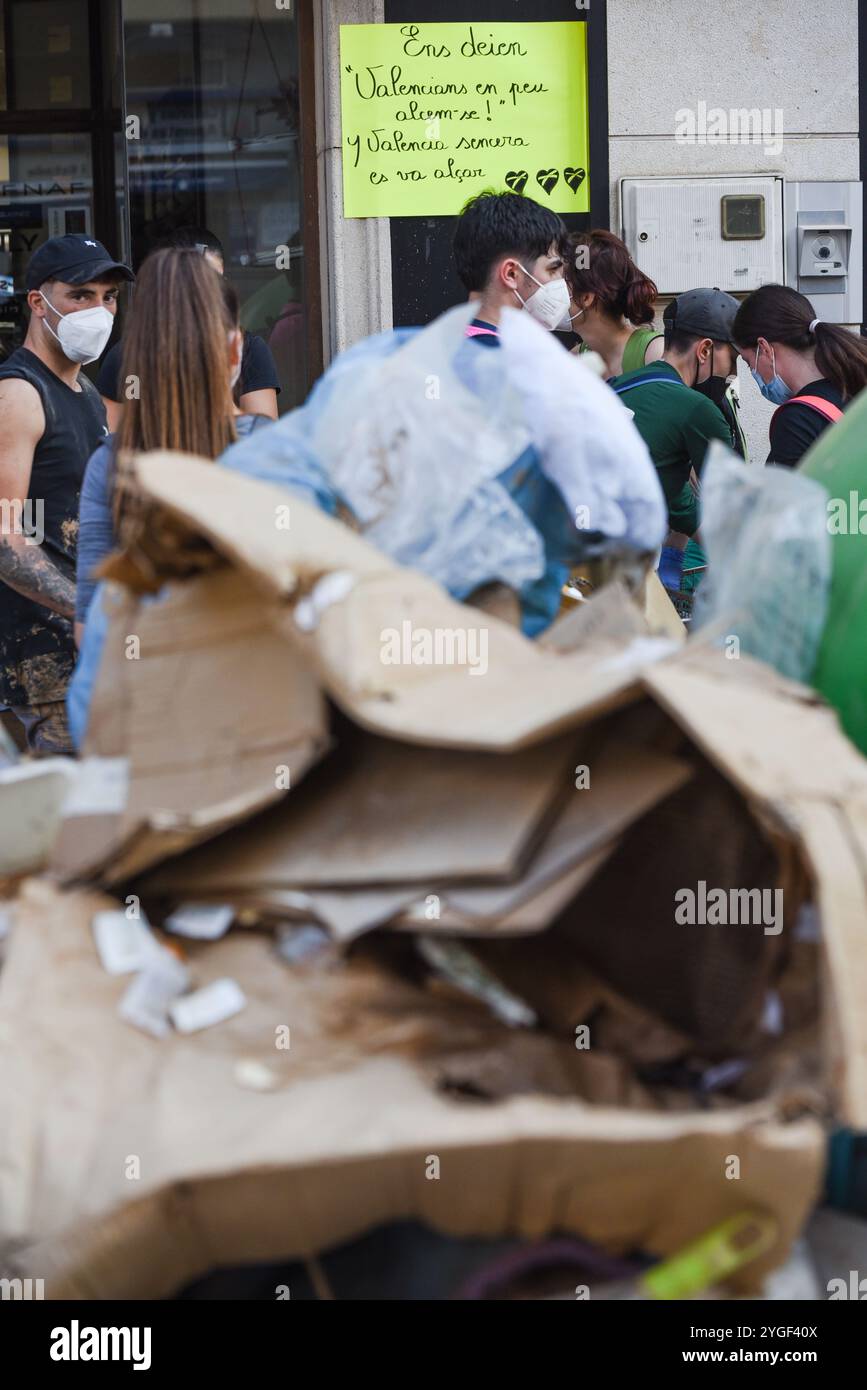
(453, 191, 571, 344)
(0, 234, 133, 753)
(609, 289, 742, 580)
(97, 226, 280, 428)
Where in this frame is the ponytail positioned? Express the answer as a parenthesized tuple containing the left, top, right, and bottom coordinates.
(623, 272, 657, 327)
(813, 320, 867, 402)
(733, 283, 867, 402)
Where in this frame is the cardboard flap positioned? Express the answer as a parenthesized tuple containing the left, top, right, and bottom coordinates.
(131, 451, 392, 598)
(643, 643, 867, 806)
(130, 452, 679, 752)
(144, 731, 576, 894)
(644, 642, 867, 1124)
(798, 799, 867, 1129)
(0, 883, 823, 1298)
(69, 567, 330, 885)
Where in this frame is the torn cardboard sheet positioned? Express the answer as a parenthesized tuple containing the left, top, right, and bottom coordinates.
(0, 883, 823, 1299)
(440, 742, 691, 925)
(795, 798, 867, 1129)
(642, 643, 867, 808)
(390, 847, 616, 937)
(276, 568, 677, 751)
(64, 567, 329, 885)
(130, 450, 391, 600)
(129, 453, 678, 752)
(144, 731, 574, 894)
(155, 853, 615, 943)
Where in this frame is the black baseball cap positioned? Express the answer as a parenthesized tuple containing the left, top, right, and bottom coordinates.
(25, 234, 134, 291)
(663, 287, 739, 344)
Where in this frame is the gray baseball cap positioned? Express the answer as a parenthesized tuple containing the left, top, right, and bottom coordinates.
(663, 287, 739, 344)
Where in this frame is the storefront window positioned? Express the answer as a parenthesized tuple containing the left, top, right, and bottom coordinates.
(123, 1, 309, 410)
(7, 0, 91, 110)
(0, 0, 126, 360)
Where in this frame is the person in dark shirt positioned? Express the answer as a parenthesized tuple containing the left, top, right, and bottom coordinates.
(97, 226, 280, 429)
(452, 191, 571, 345)
(732, 284, 867, 466)
(610, 289, 740, 593)
(0, 234, 133, 753)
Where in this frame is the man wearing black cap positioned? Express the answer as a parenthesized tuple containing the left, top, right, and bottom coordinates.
(610, 287, 743, 589)
(0, 233, 133, 753)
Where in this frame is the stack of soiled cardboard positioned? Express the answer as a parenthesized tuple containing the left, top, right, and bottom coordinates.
(4, 451, 867, 1298)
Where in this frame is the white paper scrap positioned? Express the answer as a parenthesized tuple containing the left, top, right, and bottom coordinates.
(92, 910, 157, 976)
(118, 950, 191, 1039)
(164, 903, 235, 940)
(169, 978, 246, 1034)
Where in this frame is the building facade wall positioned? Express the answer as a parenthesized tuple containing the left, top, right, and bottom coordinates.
(608, 0, 862, 458)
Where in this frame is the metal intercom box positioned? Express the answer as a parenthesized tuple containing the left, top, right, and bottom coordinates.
(620, 175, 785, 296)
(784, 180, 863, 324)
(620, 175, 863, 323)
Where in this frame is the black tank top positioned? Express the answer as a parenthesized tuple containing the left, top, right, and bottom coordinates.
(0, 347, 107, 704)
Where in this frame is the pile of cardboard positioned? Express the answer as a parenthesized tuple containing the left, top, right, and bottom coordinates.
(3, 451, 867, 1298)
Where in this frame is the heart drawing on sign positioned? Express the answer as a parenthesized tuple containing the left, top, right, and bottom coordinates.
(536, 168, 559, 196)
(564, 166, 586, 194)
(505, 169, 528, 194)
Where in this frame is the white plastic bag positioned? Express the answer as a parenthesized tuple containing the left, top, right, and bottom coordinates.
(315, 303, 545, 595)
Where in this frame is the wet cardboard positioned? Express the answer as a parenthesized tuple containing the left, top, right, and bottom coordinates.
(58, 567, 329, 885)
(129, 452, 677, 751)
(144, 731, 576, 893)
(0, 882, 823, 1299)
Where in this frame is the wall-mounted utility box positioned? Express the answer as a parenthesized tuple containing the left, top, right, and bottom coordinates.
(785, 181, 863, 323)
(620, 175, 784, 295)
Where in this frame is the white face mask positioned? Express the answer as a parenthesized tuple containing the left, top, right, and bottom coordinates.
(514, 265, 571, 332)
(39, 292, 114, 364)
(556, 304, 585, 333)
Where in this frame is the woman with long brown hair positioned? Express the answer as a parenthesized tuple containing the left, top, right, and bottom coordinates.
(75, 247, 271, 632)
(733, 283, 867, 465)
(563, 229, 664, 378)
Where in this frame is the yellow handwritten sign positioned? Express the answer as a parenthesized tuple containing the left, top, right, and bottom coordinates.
(339, 21, 589, 218)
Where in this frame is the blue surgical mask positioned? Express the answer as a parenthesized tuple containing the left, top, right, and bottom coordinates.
(751, 344, 791, 405)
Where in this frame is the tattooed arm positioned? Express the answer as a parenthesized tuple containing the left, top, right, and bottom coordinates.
(0, 377, 75, 618)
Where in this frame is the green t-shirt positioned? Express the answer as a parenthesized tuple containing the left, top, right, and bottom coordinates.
(610, 361, 731, 536)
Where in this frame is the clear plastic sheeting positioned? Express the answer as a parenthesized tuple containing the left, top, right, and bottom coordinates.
(318, 303, 545, 597)
(692, 443, 831, 683)
(496, 306, 667, 551)
(219, 302, 667, 610)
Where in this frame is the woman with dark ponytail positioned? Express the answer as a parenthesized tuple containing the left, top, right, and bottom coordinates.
(564, 229, 664, 378)
(732, 283, 867, 465)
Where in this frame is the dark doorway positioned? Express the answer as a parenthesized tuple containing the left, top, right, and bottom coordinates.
(0, 0, 126, 359)
(121, 0, 321, 408)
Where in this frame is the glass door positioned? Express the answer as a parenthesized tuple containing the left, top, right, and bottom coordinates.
(0, 0, 127, 360)
(121, 0, 319, 411)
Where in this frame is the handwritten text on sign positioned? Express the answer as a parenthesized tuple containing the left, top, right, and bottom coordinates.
(339, 22, 589, 218)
